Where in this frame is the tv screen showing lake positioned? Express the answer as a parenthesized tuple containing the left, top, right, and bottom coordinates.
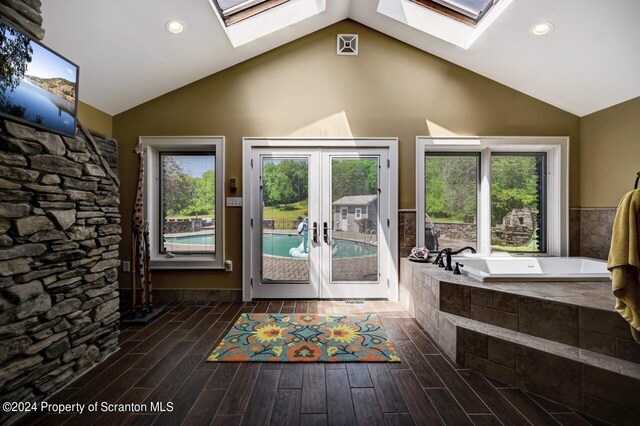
(0, 20, 78, 136)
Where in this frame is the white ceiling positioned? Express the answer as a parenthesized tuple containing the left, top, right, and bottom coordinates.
(41, 0, 640, 117)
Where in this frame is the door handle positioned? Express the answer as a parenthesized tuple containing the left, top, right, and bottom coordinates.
(312, 222, 318, 243)
(323, 222, 329, 243)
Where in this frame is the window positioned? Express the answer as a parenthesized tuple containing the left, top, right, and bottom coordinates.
(490, 153, 546, 253)
(140, 137, 225, 269)
(160, 153, 216, 255)
(212, 0, 289, 25)
(411, 0, 496, 26)
(424, 153, 478, 252)
(416, 137, 568, 257)
(355, 208, 362, 219)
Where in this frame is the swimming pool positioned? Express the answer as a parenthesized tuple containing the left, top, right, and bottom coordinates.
(165, 233, 376, 258)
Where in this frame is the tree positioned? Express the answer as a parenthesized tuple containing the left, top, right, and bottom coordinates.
(0, 25, 32, 117)
(262, 160, 308, 207)
(161, 157, 197, 216)
(425, 156, 477, 221)
(491, 156, 540, 225)
(331, 159, 377, 201)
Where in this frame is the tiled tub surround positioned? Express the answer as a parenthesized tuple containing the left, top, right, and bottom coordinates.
(399, 259, 640, 425)
(578, 208, 617, 260)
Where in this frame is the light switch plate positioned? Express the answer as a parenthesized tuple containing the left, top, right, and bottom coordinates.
(226, 197, 243, 207)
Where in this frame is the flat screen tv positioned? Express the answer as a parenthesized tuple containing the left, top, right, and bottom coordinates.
(0, 19, 79, 137)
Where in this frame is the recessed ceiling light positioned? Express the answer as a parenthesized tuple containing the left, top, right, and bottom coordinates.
(165, 19, 185, 34)
(530, 22, 553, 36)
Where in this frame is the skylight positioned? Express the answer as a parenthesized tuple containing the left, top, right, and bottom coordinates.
(212, 0, 289, 26)
(209, 0, 327, 48)
(377, 0, 513, 49)
(419, 0, 496, 25)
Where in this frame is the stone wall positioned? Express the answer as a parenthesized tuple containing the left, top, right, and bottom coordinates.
(400, 210, 587, 257)
(89, 131, 118, 176)
(0, 120, 121, 424)
(0, 0, 44, 40)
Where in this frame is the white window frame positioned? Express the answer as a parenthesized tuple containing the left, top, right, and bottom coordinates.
(355, 207, 362, 219)
(416, 137, 569, 257)
(140, 136, 225, 269)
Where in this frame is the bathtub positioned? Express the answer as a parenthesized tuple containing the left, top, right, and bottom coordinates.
(453, 256, 610, 282)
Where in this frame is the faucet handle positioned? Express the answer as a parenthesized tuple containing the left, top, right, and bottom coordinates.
(453, 262, 464, 275)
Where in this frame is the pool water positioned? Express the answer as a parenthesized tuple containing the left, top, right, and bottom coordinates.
(165, 234, 216, 246)
(165, 233, 376, 258)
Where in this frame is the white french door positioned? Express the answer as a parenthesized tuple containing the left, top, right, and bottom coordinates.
(244, 142, 396, 300)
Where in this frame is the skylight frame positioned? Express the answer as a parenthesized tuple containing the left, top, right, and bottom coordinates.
(376, 0, 513, 49)
(410, 0, 497, 27)
(212, 0, 290, 26)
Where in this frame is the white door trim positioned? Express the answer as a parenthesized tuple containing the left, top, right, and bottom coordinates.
(243, 138, 398, 302)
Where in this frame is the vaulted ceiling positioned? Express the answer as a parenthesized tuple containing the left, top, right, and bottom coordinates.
(41, 0, 640, 117)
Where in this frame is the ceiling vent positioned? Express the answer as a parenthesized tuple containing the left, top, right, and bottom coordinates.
(337, 34, 358, 55)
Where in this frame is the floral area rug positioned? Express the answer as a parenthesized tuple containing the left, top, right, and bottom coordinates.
(207, 313, 400, 362)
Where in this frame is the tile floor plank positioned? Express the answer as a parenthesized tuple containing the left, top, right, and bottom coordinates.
(301, 364, 327, 414)
(346, 363, 373, 388)
(299, 413, 328, 426)
(426, 388, 473, 426)
(154, 369, 214, 424)
(499, 388, 561, 425)
(180, 389, 225, 426)
(351, 388, 385, 426)
(241, 369, 281, 425)
(270, 389, 301, 426)
(384, 413, 416, 426)
(399, 318, 440, 354)
(393, 340, 443, 387)
(217, 363, 262, 415)
(425, 355, 491, 414)
(458, 369, 530, 426)
(326, 369, 357, 426)
(367, 363, 409, 413)
(392, 369, 443, 425)
(278, 363, 303, 389)
(207, 362, 240, 389)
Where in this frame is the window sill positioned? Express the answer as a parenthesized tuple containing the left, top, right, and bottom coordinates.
(150, 255, 224, 270)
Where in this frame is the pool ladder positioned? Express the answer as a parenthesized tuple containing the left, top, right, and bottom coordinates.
(363, 229, 376, 249)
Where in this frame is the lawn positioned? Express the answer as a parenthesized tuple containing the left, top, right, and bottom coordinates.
(166, 211, 215, 220)
(263, 201, 308, 229)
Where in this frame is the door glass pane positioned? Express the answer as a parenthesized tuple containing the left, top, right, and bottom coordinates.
(491, 153, 546, 253)
(261, 158, 310, 282)
(424, 154, 479, 252)
(160, 153, 215, 254)
(331, 157, 379, 282)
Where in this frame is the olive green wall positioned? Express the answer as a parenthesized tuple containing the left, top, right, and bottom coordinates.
(580, 96, 640, 207)
(78, 101, 113, 137)
(113, 20, 581, 290)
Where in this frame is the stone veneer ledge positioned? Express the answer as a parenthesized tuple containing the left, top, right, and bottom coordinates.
(0, 120, 121, 424)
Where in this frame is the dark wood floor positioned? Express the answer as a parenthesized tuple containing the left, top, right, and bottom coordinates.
(19, 300, 606, 426)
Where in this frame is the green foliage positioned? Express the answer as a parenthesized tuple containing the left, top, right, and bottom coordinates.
(0, 25, 32, 93)
(331, 159, 378, 202)
(0, 25, 32, 115)
(491, 156, 540, 225)
(425, 156, 477, 222)
(262, 160, 308, 206)
(425, 155, 542, 225)
(162, 156, 215, 218)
